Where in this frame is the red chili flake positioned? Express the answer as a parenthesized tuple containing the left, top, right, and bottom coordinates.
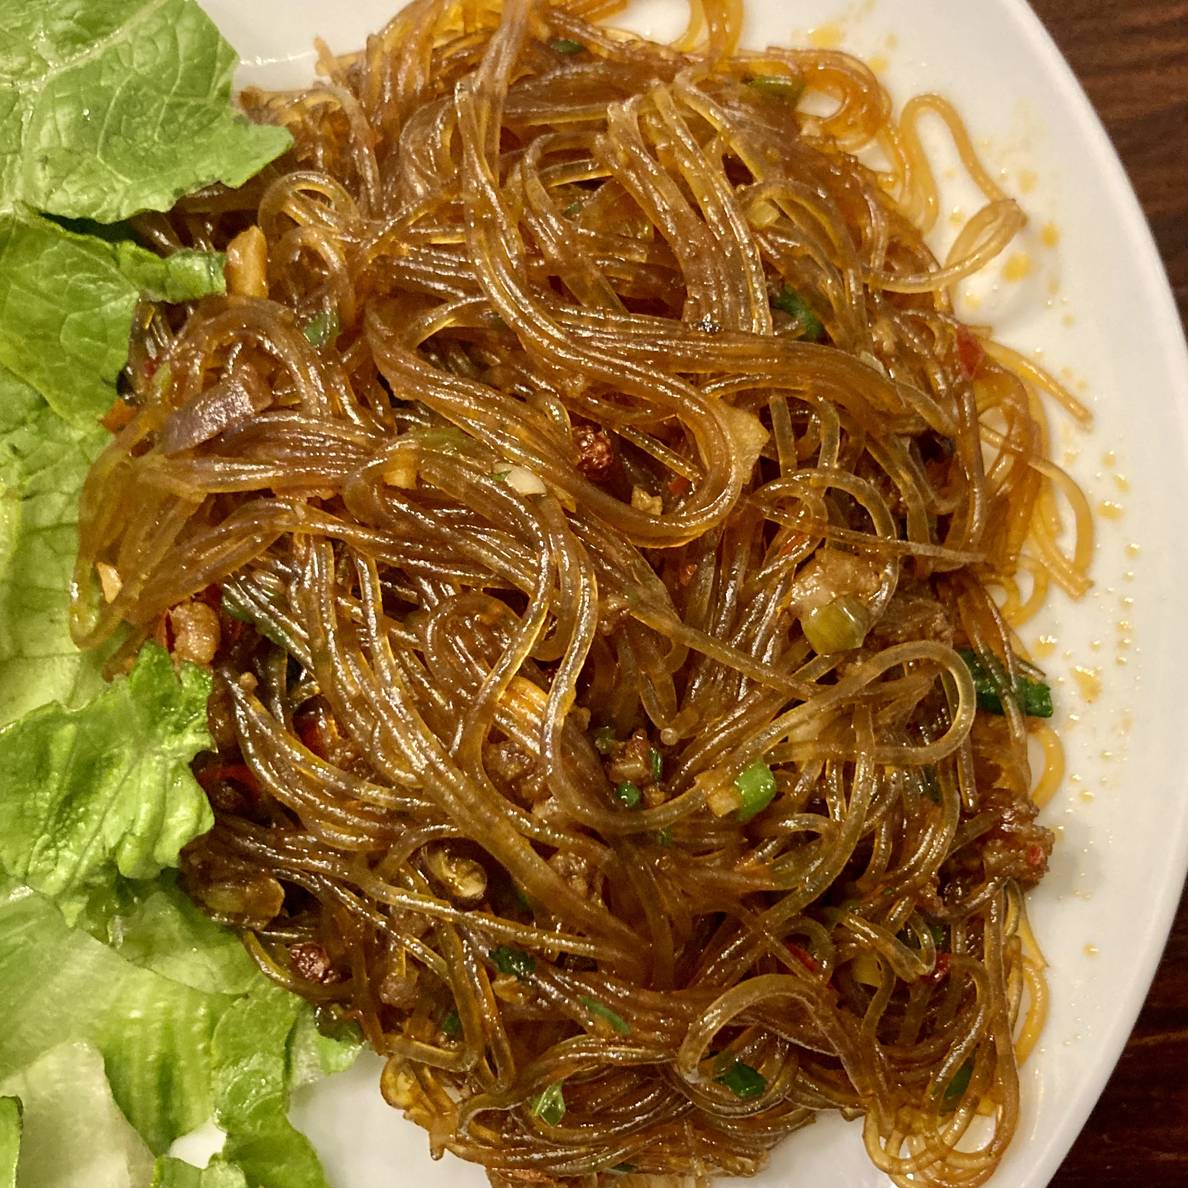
(667, 475, 692, 497)
(955, 326, 986, 380)
(786, 942, 819, 974)
(931, 952, 952, 983)
(100, 398, 137, 434)
(142, 354, 161, 382)
(676, 561, 699, 589)
(297, 715, 327, 759)
(1025, 842, 1046, 869)
(197, 763, 261, 795)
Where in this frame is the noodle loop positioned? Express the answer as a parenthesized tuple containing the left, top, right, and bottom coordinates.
(81, 2, 1091, 1184)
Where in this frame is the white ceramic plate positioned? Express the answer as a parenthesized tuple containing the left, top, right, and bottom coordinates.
(192, 2, 1188, 1184)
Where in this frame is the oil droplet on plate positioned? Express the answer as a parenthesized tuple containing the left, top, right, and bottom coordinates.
(808, 22, 844, 48)
(1041, 222, 1061, 249)
(1033, 635, 1057, 659)
(1003, 252, 1033, 282)
(1072, 667, 1102, 704)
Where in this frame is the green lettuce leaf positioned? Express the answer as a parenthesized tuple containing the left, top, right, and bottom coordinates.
(153, 1158, 249, 1188)
(0, 365, 108, 725)
(0, 643, 212, 921)
(0, 1096, 18, 1188)
(102, 876, 259, 997)
(0, 879, 359, 1181)
(0, 886, 219, 1153)
(288, 1006, 365, 1093)
(0, 1042, 155, 1188)
(0, 6, 351, 1187)
(0, 0, 290, 223)
(212, 985, 330, 1188)
(0, 210, 225, 424)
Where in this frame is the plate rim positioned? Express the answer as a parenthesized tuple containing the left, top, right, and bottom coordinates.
(997, 2, 1188, 1183)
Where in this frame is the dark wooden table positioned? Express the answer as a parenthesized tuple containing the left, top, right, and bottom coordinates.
(1028, 1, 1188, 1182)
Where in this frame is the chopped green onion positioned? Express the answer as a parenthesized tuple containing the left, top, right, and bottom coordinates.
(440, 1009, 462, 1039)
(928, 920, 948, 950)
(489, 946, 536, 980)
(491, 468, 511, 483)
(609, 1164, 637, 1175)
(1016, 678, 1054, 717)
(735, 760, 777, 823)
(593, 725, 617, 755)
(746, 75, 805, 103)
(550, 38, 584, 55)
(802, 594, 870, 654)
(302, 307, 340, 348)
(957, 649, 1053, 718)
(772, 286, 825, 341)
(942, 1058, 974, 1108)
(530, 1082, 567, 1126)
(581, 995, 631, 1035)
(655, 826, 674, 847)
(563, 200, 583, 218)
(649, 747, 664, 781)
(716, 1060, 767, 1100)
(613, 781, 642, 809)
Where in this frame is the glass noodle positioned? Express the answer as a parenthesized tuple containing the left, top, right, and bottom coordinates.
(72, 1, 1092, 1185)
